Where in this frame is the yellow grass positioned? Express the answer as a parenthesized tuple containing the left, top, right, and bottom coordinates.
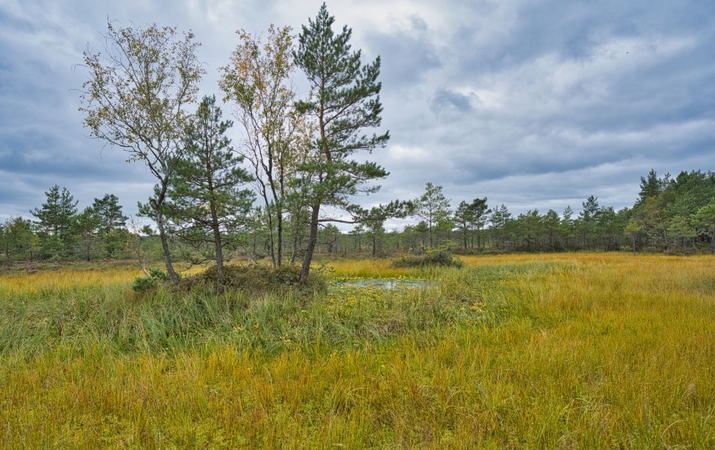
(2, 253, 715, 448)
(0, 266, 141, 293)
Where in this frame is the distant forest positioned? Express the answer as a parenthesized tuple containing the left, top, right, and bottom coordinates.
(3, 169, 715, 266)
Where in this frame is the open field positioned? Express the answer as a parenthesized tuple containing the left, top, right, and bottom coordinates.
(1, 253, 715, 448)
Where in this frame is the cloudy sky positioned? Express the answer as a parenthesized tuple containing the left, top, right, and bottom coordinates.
(1, 0, 714, 230)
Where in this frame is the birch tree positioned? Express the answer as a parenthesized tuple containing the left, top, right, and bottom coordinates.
(219, 25, 307, 268)
(80, 22, 204, 282)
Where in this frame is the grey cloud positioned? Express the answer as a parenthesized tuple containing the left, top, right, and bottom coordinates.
(429, 87, 475, 114)
(365, 16, 441, 89)
(2, 0, 715, 226)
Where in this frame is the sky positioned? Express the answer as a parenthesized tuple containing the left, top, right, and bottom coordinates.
(1, 0, 714, 231)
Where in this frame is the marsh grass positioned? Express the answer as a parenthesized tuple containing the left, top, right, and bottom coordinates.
(2, 254, 715, 448)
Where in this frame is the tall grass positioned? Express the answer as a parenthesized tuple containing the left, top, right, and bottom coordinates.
(2, 254, 715, 448)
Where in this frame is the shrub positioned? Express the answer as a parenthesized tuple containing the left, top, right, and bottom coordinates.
(391, 249, 464, 269)
(131, 268, 169, 292)
(131, 276, 156, 292)
(179, 264, 327, 296)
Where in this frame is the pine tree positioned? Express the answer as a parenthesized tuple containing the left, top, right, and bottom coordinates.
(294, 3, 390, 281)
(31, 185, 78, 258)
(415, 183, 451, 249)
(469, 197, 490, 249)
(454, 201, 473, 250)
(167, 95, 254, 274)
(92, 194, 127, 234)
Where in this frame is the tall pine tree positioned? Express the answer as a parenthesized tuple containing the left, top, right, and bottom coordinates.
(294, 3, 390, 281)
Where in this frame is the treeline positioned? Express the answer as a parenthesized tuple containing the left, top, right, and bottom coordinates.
(335, 170, 715, 256)
(1, 187, 134, 262)
(4, 169, 715, 265)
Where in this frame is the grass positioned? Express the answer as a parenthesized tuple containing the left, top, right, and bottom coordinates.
(1, 254, 715, 448)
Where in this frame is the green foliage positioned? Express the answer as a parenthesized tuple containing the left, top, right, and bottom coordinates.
(167, 95, 254, 274)
(294, 3, 390, 280)
(0, 217, 35, 261)
(415, 182, 451, 249)
(92, 194, 127, 234)
(692, 202, 715, 252)
(454, 197, 490, 250)
(31, 185, 78, 258)
(391, 249, 464, 269)
(131, 268, 169, 292)
(130, 275, 157, 292)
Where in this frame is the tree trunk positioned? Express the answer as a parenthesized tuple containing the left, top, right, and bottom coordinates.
(85, 235, 92, 261)
(276, 212, 283, 267)
(429, 219, 433, 249)
(210, 205, 223, 275)
(154, 178, 179, 283)
(156, 214, 179, 283)
(300, 203, 321, 282)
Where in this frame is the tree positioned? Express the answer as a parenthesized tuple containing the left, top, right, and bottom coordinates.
(415, 182, 451, 249)
(31, 185, 78, 258)
(561, 206, 575, 250)
(293, 3, 390, 281)
(542, 209, 561, 251)
(666, 170, 715, 218)
(454, 201, 472, 250)
(579, 195, 600, 249)
(92, 194, 127, 234)
(91, 194, 129, 258)
(469, 197, 490, 249)
(2, 217, 35, 260)
(624, 218, 642, 255)
(319, 224, 342, 254)
(167, 95, 254, 275)
(632, 196, 667, 249)
(489, 204, 512, 249)
(692, 203, 715, 253)
(364, 206, 386, 256)
(635, 169, 668, 208)
(219, 25, 307, 268)
(667, 215, 697, 250)
(350, 223, 365, 253)
(80, 22, 204, 282)
(72, 207, 102, 261)
(517, 209, 542, 251)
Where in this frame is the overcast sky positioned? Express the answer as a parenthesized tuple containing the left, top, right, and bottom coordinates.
(1, 0, 714, 230)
